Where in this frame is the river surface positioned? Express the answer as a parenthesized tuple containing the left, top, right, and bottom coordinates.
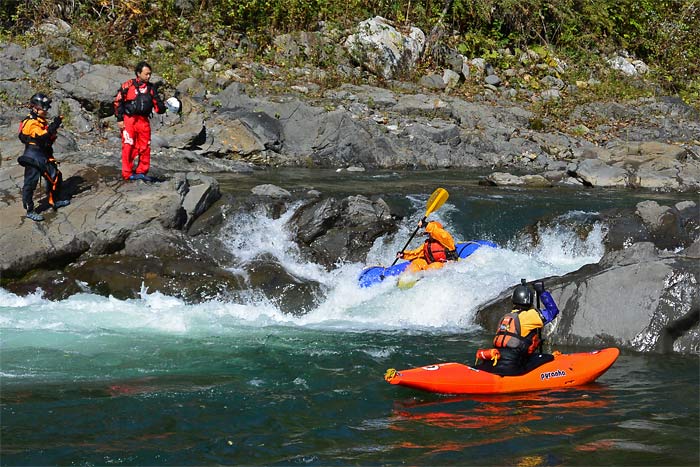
(1, 169, 698, 465)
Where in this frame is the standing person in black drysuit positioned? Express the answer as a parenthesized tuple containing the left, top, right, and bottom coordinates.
(18, 93, 70, 222)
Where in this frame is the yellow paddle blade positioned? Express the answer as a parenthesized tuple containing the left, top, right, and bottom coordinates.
(425, 187, 449, 217)
(397, 275, 419, 290)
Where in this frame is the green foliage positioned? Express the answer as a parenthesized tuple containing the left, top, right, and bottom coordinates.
(1, 0, 697, 107)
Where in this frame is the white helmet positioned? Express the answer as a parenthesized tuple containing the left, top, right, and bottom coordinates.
(165, 96, 181, 114)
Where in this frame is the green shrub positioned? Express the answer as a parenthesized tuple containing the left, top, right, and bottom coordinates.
(1, 0, 697, 107)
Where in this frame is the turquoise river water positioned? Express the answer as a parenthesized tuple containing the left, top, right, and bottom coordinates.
(1, 169, 698, 465)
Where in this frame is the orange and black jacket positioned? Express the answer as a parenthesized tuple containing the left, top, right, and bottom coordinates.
(493, 292, 560, 355)
(17, 112, 56, 170)
(402, 221, 457, 263)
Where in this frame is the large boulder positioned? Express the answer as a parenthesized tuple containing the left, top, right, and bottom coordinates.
(552, 243, 699, 353)
(476, 202, 700, 354)
(344, 16, 425, 80)
(571, 158, 628, 187)
(54, 62, 134, 117)
(0, 162, 220, 279)
(287, 194, 397, 267)
(603, 200, 698, 252)
(40, 226, 244, 302)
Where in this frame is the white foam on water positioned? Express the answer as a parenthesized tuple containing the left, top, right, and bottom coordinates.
(0, 202, 606, 345)
(219, 202, 332, 285)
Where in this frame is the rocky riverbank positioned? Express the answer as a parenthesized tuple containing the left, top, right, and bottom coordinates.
(1, 19, 698, 354)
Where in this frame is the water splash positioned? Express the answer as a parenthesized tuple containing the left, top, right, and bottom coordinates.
(219, 202, 332, 285)
(1, 202, 606, 341)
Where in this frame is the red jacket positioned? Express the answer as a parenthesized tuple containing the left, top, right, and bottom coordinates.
(113, 78, 165, 121)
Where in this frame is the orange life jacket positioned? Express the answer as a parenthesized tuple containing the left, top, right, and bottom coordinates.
(18, 114, 55, 148)
(422, 238, 458, 264)
(493, 311, 541, 355)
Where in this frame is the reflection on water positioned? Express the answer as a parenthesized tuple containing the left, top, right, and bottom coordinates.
(390, 387, 612, 434)
(382, 357, 698, 466)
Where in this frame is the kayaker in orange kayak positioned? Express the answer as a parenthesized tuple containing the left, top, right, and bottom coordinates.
(396, 220, 458, 273)
(478, 279, 560, 376)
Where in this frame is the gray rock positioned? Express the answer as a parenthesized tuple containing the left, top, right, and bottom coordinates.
(55, 63, 135, 116)
(636, 200, 675, 229)
(287, 194, 397, 267)
(61, 97, 96, 133)
(182, 173, 221, 228)
(0, 163, 219, 278)
(470, 58, 486, 75)
(461, 59, 470, 80)
(273, 31, 328, 63)
(177, 77, 208, 100)
(444, 51, 464, 73)
(442, 69, 460, 88)
(344, 16, 425, 80)
(37, 19, 72, 36)
(540, 75, 565, 89)
(0, 57, 25, 80)
(154, 107, 206, 149)
(607, 55, 639, 76)
(393, 94, 452, 119)
(328, 84, 397, 108)
(484, 172, 525, 186)
(251, 184, 292, 198)
(573, 159, 628, 187)
(419, 74, 446, 90)
(483, 172, 553, 187)
(484, 74, 501, 86)
(150, 40, 176, 51)
(402, 121, 460, 144)
(554, 254, 698, 353)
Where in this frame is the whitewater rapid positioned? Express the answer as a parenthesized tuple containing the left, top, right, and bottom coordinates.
(1, 198, 606, 341)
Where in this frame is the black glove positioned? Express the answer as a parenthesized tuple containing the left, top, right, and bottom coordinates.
(47, 116, 63, 134)
(155, 95, 166, 114)
(533, 280, 545, 295)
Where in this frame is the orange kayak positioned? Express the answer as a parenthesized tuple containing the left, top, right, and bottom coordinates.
(384, 348, 620, 394)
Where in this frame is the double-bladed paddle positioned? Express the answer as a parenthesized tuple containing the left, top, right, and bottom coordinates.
(390, 187, 449, 267)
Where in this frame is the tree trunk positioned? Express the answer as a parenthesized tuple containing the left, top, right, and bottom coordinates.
(424, 0, 455, 62)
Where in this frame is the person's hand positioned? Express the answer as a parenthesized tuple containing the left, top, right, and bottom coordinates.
(117, 121, 125, 130)
(47, 115, 63, 134)
(533, 281, 545, 295)
(396, 251, 404, 259)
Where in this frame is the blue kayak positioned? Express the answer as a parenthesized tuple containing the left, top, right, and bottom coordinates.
(358, 240, 497, 288)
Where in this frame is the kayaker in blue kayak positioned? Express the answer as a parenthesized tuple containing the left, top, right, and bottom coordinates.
(395, 220, 458, 274)
(477, 279, 560, 376)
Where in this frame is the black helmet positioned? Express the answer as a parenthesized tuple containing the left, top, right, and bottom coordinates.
(30, 93, 52, 110)
(512, 284, 533, 308)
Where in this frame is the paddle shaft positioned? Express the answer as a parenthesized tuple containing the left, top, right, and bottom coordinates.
(536, 292, 543, 353)
(390, 216, 426, 267)
(385, 187, 449, 272)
